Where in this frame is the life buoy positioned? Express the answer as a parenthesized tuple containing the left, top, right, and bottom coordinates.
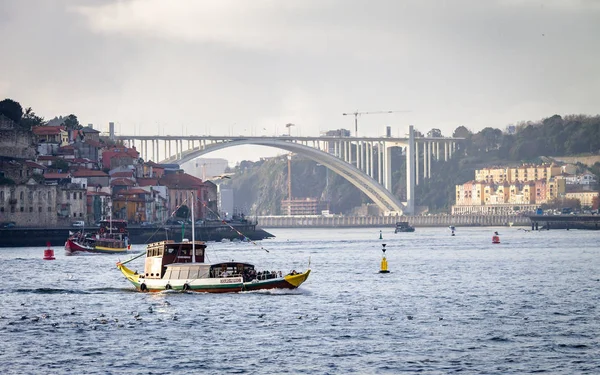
(119, 227, 125, 233)
(183, 283, 190, 291)
(140, 283, 147, 291)
(99, 227, 105, 234)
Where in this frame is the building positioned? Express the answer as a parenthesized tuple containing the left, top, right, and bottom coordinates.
(565, 190, 599, 208)
(280, 197, 329, 216)
(0, 183, 86, 227)
(158, 171, 217, 219)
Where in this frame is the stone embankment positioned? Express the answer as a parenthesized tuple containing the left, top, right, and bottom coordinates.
(257, 215, 530, 228)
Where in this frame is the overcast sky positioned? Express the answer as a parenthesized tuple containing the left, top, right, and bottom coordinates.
(1, 0, 599, 164)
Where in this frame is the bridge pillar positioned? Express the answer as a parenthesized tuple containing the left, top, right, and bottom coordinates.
(444, 142, 448, 161)
(415, 141, 419, 185)
(427, 141, 431, 179)
(406, 125, 415, 214)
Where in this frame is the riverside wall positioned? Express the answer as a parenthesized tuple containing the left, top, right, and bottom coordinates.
(257, 215, 531, 228)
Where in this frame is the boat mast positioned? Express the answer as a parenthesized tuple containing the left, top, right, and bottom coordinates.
(108, 199, 113, 235)
(191, 191, 196, 262)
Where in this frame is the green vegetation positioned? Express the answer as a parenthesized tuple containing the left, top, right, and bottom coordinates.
(231, 114, 600, 215)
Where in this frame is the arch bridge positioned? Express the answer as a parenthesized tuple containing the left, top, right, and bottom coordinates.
(114, 127, 460, 215)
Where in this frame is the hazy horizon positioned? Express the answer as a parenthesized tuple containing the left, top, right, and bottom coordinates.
(2, 0, 599, 164)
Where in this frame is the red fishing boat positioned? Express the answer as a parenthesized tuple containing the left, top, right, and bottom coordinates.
(65, 219, 129, 255)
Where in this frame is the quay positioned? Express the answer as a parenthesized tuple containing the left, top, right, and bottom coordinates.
(0, 223, 273, 248)
(257, 214, 531, 228)
(527, 214, 600, 230)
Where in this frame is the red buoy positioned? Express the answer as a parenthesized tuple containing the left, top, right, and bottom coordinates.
(492, 232, 500, 244)
(43, 242, 56, 260)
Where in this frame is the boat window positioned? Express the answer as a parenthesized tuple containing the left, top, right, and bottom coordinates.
(158, 248, 164, 257)
(188, 268, 199, 280)
(171, 269, 180, 279)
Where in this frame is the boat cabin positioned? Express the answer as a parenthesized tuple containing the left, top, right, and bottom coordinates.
(99, 219, 128, 234)
(144, 240, 206, 279)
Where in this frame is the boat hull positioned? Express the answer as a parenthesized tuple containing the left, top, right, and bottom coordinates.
(65, 239, 128, 255)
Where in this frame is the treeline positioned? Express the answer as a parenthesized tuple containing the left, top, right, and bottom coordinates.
(0, 98, 82, 130)
(456, 114, 600, 161)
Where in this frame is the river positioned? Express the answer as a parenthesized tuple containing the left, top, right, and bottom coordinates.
(1, 227, 598, 374)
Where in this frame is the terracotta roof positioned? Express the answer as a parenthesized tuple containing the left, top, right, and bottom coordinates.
(86, 191, 111, 196)
(72, 169, 109, 177)
(110, 178, 135, 186)
(44, 172, 70, 179)
(38, 155, 58, 161)
(32, 126, 65, 136)
(118, 188, 148, 195)
(59, 145, 75, 150)
(159, 172, 204, 189)
(111, 171, 134, 178)
(137, 178, 159, 186)
(72, 158, 93, 163)
(25, 161, 47, 169)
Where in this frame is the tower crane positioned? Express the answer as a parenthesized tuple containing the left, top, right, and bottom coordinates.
(342, 110, 410, 137)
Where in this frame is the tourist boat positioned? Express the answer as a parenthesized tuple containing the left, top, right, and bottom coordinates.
(65, 219, 129, 255)
(116, 192, 310, 293)
(394, 221, 415, 233)
(116, 239, 310, 293)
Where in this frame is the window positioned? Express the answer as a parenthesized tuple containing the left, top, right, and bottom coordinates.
(11, 207, 15, 213)
(28, 192, 33, 201)
(48, 207, 52, 212)
(20, 191, 24, 200)
(79, 192, 82, 199)
(20, 207, 24, 212)
(79, 213, 83, 217)
(39, 207, 42, 212)
(0, 207, 3, 212)
(73, 213, 77, 217)
(29, 207, 33, 212)
(48, 192, 51, 200)
(0, 191, 3, 200)
(66, 192, 70, 200)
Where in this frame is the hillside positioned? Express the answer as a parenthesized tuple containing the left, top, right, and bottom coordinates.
(226, 114, 600, 215)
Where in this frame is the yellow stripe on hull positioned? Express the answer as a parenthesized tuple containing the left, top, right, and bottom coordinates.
(95, 246, 128, 253)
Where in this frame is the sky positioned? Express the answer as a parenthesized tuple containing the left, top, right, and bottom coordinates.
(1, 0, 599, 165)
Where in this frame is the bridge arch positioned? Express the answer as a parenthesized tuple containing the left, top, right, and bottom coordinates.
(170, 138, 405, 214)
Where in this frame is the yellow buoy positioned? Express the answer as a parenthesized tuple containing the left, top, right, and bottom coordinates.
(379, 244, 390, 273)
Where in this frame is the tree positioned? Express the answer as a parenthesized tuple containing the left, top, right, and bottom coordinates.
(63, 114, 82, 130)
(0, 98, 23, 123)
(427, 128, 442, 137)
(20, 107, 45, 130)
(452, 126, 472, 138)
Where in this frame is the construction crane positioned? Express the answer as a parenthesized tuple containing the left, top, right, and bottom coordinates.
(342, 110, 410, 137)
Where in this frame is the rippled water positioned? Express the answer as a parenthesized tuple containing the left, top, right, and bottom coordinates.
(1, 227, 599, 374)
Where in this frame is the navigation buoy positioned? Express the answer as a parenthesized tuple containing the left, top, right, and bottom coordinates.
(43, 242, 55, 260)
(492, 231, 500, 244)
(379, 244, 390, 273)
(449, 226, 456, 236)
(379, 230, 383, 240)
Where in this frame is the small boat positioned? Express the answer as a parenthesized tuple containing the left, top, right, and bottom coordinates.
(116, 192, 310, 293)
(394, 221, 415, 233)
(65, 219, 129, 255)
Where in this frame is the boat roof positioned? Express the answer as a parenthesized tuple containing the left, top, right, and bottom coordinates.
(165, 261, 255, 268)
